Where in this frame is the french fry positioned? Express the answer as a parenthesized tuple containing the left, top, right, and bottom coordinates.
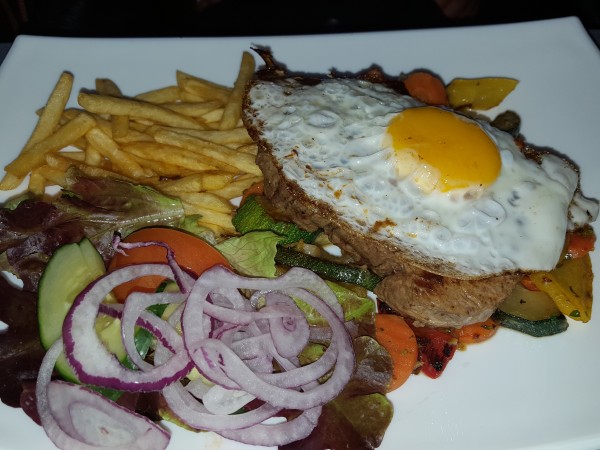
(184, 205, 236, 234)
(209, 175, 263, 200)
(84, 144, 104, 166)
(201, 108, 224, 124)
(60, 151, 86, 162)
(3, 56, 263, 238)
(179, 192, 234, 214)
(196, 221, 228, 236)
(0, 172, 25, 190)
(5, 112, 96, 177)
(220, 52, 255, 130)
(157, 172, 234, 194)
(75, 163, 138, 183)
(85, 128, 151, 179)
(95, 78, 121, 97)
(78, 92, 205, 130)
(162, 101, 223, 118)
(154, 126, 254, 146)
(24, 71, 74, 151)
(179, 90, 206, 103)
(153, 130, 261, 176)
(122, 142, 220, 172)
(236, 143, 259, 155)
(176, 70, 231, 103)
(33, 165, 68, 188)
(46, 153, 78, 171)
(127, 154, 191, 178)
(28, 169, 46, 196)
(0, 72, 75, 191)
(95, 79, 130, 139)
(134, 85, 180, 104)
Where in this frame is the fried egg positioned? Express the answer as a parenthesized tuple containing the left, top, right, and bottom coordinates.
(246, 78, 598, 278)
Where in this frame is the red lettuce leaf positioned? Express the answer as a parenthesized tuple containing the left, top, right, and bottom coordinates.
(281, 336, 394, 450)
(0, 275, 46, 408)
(0, 171, 184, 291)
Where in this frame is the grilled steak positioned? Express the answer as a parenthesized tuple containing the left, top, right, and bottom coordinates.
(242, 50, 526, 328)
(250, 142, 521, 328)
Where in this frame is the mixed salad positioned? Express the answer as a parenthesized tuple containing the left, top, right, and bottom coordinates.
(0, 171, 396, 449)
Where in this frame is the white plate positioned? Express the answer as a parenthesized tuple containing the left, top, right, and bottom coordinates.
(1, 16, 600, 450)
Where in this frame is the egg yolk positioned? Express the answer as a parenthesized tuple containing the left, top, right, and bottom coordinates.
(387, 106, 501, 192)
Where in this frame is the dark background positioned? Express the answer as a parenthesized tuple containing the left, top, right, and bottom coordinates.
(2, 0, 600, 42)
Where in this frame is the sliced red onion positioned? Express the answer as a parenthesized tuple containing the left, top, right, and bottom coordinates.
(201, 384, 256, 415)
(263, 291, 310, 358)
(161, 382, 281, 431)
(39, 238, 356, 449)
(218, 406, 323, 447)
(36, 340, 170, 450)
(120, 291, 184, 370)
(115, 238, 194, 294)
(182, 267, 355, 412)
(63, 264, 194, 391)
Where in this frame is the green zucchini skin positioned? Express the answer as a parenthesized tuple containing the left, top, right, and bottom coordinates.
(233, 194, 320, 245)
(492, 309, 568, 337)
(275, 245, 381, 291)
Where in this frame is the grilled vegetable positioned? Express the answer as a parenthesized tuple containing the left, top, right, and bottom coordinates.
(233, 194, 320, 245)
(493, 283, 568, 337)
(446, 77, 518, 110)
(275, 245, 382, 291)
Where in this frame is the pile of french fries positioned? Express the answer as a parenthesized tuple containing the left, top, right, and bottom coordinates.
(0, 51, 262, 236)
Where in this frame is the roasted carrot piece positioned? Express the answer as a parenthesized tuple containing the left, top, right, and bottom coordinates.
(457, 317, 499, 346)
(240, 180, 264, 205)
(521, 275, 540, 291)
(402, 71, 449, 106)
(375, 313, 418, 391)
(564, 228, 596, 259)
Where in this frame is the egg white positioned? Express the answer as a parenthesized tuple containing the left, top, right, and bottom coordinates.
(247, 78, 598, 277)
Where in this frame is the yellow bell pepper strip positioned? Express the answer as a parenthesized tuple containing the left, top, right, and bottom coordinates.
(446, 77, 518, 110)
(528, 254, 593, 322)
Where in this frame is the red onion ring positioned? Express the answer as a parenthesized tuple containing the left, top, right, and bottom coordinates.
(36, 340, 170, 450)
(37, 238, 357, 449)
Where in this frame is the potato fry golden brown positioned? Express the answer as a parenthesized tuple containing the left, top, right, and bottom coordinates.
(5, 112, 96, 178)
(2, 56, 264, 238)
(78, 92, 205, 130)
(220, 52, 255, 130)
(154, 130, 261, 176)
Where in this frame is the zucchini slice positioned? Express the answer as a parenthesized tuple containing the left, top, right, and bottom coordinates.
(233, 194, 320, 245)
(493, 283, 568, 337)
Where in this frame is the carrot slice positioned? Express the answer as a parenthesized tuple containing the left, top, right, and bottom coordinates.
(375, 313, 418, 391)
(108, 227, 231, 302)
(565, 229, 596, 259)
(240, 180, 264, 205)
(403, 71, 449, 106)
(521, 275, 540, 291)
(457, 317, 499, 346)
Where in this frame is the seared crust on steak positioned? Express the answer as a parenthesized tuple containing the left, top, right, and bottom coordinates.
(373, 271, 520, 328)
(250, 139, 521, 328)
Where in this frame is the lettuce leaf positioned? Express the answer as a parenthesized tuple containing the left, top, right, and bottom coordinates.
(0, 275, 46, 408)
(216, 230, 282, 277)
(0, 170, 184, 291)
(281, 336, 394, 450)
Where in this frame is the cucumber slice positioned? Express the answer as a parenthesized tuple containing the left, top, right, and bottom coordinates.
(493, 283, 568, 337)
(38, 238, 124, 382)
